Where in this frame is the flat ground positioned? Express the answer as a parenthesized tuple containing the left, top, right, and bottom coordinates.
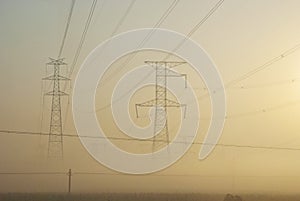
(0, 193, 300, 201)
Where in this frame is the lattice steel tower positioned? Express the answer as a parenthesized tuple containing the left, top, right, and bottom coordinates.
(136, 61, 187, 152)
(43, 58, 69, 158)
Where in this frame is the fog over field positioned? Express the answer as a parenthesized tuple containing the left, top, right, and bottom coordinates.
(1, 0, 300, 197)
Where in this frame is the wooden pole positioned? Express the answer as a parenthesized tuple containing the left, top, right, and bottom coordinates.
(68, 169, 72, 193)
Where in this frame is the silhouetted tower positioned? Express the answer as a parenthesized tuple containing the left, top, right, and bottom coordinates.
(43, 58, 69, 158)
(136, 61, 187, 152)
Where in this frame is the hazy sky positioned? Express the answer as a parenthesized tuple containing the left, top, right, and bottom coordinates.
(1, 0, 300, 194)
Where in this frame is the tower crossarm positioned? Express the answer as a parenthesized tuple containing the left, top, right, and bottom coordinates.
(144, 61, 186, 68)
(43, 75, 70, 81)
(135, 99, 186, 118)
(134, 60, 188, 152)
(47, 57, 67, 66)
(45, 91, 69, 96)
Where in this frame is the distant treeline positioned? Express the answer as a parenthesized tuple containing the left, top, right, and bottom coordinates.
(0, 193, 300, 201)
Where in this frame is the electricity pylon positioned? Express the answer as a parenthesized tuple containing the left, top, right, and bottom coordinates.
(43, 58, 69, 158)
(136, 61, 187, 152)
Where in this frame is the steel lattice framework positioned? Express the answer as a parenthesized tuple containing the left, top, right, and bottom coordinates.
(43, 58, 69, 158)
(136, 61, 187, 152)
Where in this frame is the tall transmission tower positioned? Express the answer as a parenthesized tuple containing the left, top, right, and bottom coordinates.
(136, 61, 187, 152)
(43, 58, 69, 158)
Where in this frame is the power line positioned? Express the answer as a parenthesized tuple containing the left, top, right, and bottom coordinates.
(225, 43, 300, 88)
(101, 0, 300, 107)
(99, 0, 179, 85)
(193, 99, 300, 120)
(41, 1, 76, 157)
(90, 0, 107, 28)
(58, 0, 98, 135)
(58, 0, 76, 58)
(69, 0, 97, 76)
(196, 43, 300, 100)
(96, 0, 224, 111)
(39, 0, 75, 144)
(1, 129, 300, 151)
(226, 100, 300, 119)
(0, 172, 66, 175)
(1, 170, 300, 177)
(60, 0, 137, 134)
(110, 0, 136, 36)
(73, 171, 300, 178)
(95, 0, 180, 112)
(1, 168, 299, 196)
(228, 77, 300, 90)
(102, 0, 223, 84)
(164, 0, 225, 60)
(81, 0, 139, 86)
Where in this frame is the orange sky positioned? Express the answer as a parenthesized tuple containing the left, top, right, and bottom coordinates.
(1, 0, 300, 194)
